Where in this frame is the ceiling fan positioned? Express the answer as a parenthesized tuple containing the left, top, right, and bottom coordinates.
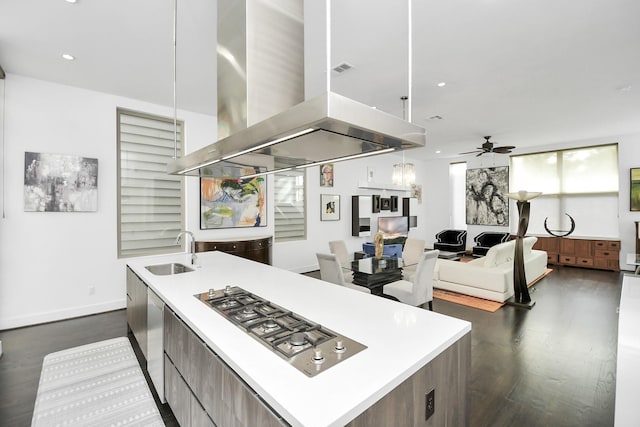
(460, 136, 515, 156)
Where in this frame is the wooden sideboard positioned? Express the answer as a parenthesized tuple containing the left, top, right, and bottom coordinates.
(533, 236, 620, 271)
(194, 236, 272, 265)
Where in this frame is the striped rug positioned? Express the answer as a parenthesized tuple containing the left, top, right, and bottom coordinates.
(32, 337, 164, 426)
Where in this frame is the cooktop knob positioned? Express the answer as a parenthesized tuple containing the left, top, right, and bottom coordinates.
(334, 340, 345, 353)
(224, 285, 232, 295)
(312, 349, 325, 364)
(208, 288, 215, 298)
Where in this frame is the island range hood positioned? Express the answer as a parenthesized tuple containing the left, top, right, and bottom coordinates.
(167, 1, 425, 177)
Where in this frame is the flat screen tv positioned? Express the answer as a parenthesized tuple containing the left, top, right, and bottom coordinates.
(377, 216, 409, 240)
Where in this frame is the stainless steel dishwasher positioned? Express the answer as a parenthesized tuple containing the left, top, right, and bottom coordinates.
(147, 289, 165, 403)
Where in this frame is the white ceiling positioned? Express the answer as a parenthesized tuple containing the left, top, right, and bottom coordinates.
(1, 0, 639, 160)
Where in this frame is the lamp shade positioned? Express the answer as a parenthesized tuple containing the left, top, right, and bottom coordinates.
(505, 190, 542, 201)
(392, 163, 415, 186)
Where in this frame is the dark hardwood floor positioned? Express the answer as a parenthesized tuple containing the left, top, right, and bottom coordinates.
(0, 266, 622, 427)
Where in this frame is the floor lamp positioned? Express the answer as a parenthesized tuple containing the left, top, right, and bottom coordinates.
(505, 190, 542, 309)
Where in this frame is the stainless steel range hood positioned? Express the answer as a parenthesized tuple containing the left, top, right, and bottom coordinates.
(167, 0, 425, 177)
(168, 91, 425, 176)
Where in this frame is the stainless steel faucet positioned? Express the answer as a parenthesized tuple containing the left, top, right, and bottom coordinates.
(175, 231, 197, 265)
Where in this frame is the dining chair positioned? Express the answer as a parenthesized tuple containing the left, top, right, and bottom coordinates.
(316, 253, 371, 294)
(383, 250, 439, 310)
(401, 238, 426, 282)
(328, 240, 354, 283)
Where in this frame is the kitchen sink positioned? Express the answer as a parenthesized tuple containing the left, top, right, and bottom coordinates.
(145, 263, 194, 275)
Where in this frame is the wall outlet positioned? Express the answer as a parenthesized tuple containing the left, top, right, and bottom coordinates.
(88, 285, 95, 295)
(425, 389, 435, 420)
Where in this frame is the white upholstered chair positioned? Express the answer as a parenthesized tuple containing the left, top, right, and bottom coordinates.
(383, 250, 439, 310)
(316, 253, 371, 294)
(401, 238, 426, 282)
(328, 240, 354, 283)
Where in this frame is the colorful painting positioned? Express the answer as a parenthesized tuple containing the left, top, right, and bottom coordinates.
(24, 152, 98, 212)
(200, 167, 266, 229)
(320, 163, 334, 187)
(466, 166, 509, 226)
(631, 168, 640, 211)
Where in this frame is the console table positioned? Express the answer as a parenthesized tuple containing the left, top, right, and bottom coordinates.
(195, 235, 272, 265)
(533, 236, 620, 271)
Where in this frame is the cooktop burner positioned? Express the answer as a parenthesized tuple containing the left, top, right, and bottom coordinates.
(195, 286, 366, 377)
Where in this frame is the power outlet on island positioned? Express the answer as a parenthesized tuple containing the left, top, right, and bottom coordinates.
(425, 389, 435, 421)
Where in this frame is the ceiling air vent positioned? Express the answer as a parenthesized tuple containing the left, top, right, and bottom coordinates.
(332, 62, 354, 74)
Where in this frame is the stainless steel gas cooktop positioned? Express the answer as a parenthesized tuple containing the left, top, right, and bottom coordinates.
(195, 286, 367, 377)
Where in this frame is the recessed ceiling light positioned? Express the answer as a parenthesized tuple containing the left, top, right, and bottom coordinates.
(62, 53, 75, 61)
(435, 150, 441, 154)
(437, 82, 446, 87)
(65, 0, 78, 3)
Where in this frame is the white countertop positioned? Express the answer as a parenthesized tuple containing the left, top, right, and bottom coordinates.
(127, 251, 471, 427)
(615, 274, 640, 426)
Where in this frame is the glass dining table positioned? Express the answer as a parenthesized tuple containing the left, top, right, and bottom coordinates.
(348, 257, 412, 295)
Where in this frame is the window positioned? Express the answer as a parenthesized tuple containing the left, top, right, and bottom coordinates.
(510, 144, 618, 236)
(117, 109, 184, 257)
(449, 162, 467, 229)
(274, 164, 306, 242)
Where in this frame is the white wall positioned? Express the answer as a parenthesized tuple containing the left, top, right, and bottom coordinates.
(274, 152, 428, 272)
(0, 74, 221, 329)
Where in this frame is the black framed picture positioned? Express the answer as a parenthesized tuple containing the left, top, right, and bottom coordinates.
(390, 195, 398, 212)
(372, 194, 381, 213)
(381, 198, 391, 210)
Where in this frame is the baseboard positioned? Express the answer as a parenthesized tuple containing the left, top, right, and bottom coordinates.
(0, 299, 126, 330)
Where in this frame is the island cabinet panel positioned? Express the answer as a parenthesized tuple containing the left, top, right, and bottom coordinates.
(126, 267, 147, 359)
(346, 332, 470, 427)
(163, 306, 287, 427)
(195, 236, 272, 265)
(165, 354, 191, 427)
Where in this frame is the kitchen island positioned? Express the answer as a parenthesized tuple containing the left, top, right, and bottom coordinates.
(127, 251, 471, 427)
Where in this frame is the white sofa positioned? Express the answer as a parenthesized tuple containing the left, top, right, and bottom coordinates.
(433, 236, 548, 302)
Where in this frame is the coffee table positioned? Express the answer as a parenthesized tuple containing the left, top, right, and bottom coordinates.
(425, 248, 465, 261)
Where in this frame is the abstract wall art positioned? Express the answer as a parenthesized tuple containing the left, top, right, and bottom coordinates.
(466, 166, 509, 226)
(320, 194, 340, 221)
(631, 168, 640, 211)
(200, 166, 266, 229)
(24, 152, 98, 212)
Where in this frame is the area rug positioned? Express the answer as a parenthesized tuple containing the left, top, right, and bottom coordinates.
(32, 337, 164, 427)
(434, 268, 553, 312)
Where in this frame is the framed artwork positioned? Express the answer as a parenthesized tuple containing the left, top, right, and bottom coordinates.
(320, 163, 334, 187)
(390, 195, 399, 212)
(321, 194, 340, 221)
(631, 168, 640, 211)
(200, 166, 266, 229)
(372, 194, 381, 213)
(381, 197, 391, 211)
(24, 151, 98, 212)
(466, 166, 509, 226)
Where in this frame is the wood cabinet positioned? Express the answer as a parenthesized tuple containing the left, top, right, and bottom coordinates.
(533, 236, 619, 271)
(163, 307, 286, 427)
(126, 267, 148, 359)
(195, 236, 272, 265)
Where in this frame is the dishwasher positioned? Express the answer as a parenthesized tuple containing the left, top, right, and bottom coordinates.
(147, 289, 165, 403)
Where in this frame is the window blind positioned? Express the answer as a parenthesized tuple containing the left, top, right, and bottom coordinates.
(274, 169, 306, 242)
(117, 109, 184, 257)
